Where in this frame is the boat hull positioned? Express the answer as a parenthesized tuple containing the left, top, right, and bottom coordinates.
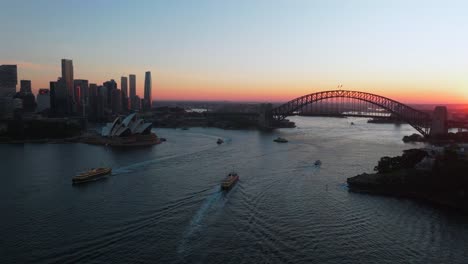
(221, 175, 239, 190)
(72, 168, 112, 184)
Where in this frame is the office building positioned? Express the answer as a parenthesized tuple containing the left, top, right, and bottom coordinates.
(36, 89, 50, 112)
(0, 65, 18, 117)
(103, 79, 117, 110)
(74, 79, 89, 105)
(54, 78, 69, 116)
(121, 76, 128, 96)
(121, 76, 129, 111)
(20, 80, 32, 94)
(129, 74, 136, 109)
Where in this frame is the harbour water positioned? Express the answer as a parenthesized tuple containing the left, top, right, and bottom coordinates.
(2, 116, 468, 263)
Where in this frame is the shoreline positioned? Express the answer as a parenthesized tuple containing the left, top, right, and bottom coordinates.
(347, 174, 468, 212)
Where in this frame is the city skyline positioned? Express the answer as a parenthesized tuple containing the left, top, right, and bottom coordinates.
(1, 1, 468, 104)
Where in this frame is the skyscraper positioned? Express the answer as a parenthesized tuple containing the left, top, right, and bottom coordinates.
(61, 59, 74, 113)
(0, 65, 18, 117)
(74, 79, 89, 105)
(129, 74, 136, 110)
(49, 81, 56, 116)
(0, 65, 17, 96)
(54, 78, 69, 116)
(121, 76, 128, 96)
(144, 71, 152, 111)
(121, 76, 128, 112)
(103, 79, 117, 109)
(20, 80, 32, 94)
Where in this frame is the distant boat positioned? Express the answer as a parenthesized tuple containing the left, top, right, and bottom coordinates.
(350, 122, 355, 125)
(221, 172, 239, 191)
(72, 167, 111, 184)
(314, 160, 322, 166)
(181, 127, 189, 130)
(273, 137, 288, 143)
(217, 138, 224, 144)
(160, 137, 167, 142)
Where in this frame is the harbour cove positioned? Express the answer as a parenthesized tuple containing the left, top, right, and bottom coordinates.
(2, 116, 468, 263)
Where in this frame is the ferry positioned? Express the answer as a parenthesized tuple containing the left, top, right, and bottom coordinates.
(273, 137, 288, 143)
(221, 172, 239, 190)
(72, 167, 112, 184)
(217, 138, 224, 144)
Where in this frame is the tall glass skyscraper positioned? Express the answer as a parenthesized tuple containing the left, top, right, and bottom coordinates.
(0, 65, 17, 117)
(129, 74, 136, 110)
(144, 71, 152, 110)
(61, 59, 74, 113)
(121, 76, 128, 96)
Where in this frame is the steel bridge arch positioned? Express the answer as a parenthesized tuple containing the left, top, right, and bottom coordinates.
(271, 90, 431, 137)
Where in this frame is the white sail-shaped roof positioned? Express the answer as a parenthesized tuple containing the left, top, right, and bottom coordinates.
(101, 114, 153, 137)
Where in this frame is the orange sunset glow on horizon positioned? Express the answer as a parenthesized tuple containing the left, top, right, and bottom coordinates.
(3, 1, 468, 105)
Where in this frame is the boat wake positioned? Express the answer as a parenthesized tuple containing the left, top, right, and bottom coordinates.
(112, 132, 227, 175)
(177, 186, 228, 255)
(112, 153, 184, 175)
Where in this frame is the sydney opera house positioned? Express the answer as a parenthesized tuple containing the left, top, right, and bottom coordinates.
(102, 113, 152, 137)
(83, 113, 160, 147)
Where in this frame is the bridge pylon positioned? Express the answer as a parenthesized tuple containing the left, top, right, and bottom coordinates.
(258, 103, 273, 129)
(429, 106, 448, 137)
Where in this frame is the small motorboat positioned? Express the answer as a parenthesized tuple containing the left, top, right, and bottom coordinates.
(160, 137, 167, 142)
(221, 172, 239, 190)
(273, 137, 288, 143)
(350, 122, 355, 125)
(314, 160, 322, 166)
(217, 138, 224, 144)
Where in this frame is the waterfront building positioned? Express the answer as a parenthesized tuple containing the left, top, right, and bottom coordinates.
(61, 59, 74, 113)
(144, 71, 152, 111)
(129, 74, 136, 109)
(20, 80, 32, 94)
(36, 89, 50, 112)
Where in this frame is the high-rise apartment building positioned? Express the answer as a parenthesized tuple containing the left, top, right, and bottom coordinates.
(144, 71, 152, 110)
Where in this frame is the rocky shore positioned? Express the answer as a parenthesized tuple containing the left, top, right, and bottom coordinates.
(347, 148, 468, 211)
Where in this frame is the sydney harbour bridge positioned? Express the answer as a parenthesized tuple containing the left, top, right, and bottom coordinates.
(258, 90, 455, 137)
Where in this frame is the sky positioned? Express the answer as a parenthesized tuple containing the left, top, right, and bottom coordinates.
(1, 0, 468, 104)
